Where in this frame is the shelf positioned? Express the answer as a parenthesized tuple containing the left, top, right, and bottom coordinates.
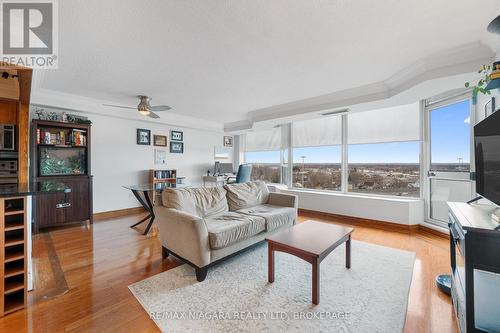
(5, 238, 23, 247)
(5, 198, 24, 213)
(4, 253, 24, 263)
(3, 290, 24, 314)
(4, 232, 24, 247)
(5, 210, 24, 216)
(5, 214, 24, 232)
(37, 144, 86, 148)
(4, 261, 24, 278)
(5, 224, 24, 232)
(4, 277, 24, 294)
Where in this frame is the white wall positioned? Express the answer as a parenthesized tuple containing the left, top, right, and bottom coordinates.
(30, 108, 231, 213)
(281, 189, 423, 226)
(90, 114, 231, 213)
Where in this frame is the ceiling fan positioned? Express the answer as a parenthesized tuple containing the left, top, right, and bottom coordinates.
(103, 95, 171, 119)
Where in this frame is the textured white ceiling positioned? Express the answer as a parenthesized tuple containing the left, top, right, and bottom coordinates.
(38, 0, 500, 124)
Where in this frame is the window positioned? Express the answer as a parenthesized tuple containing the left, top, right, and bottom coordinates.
(347, 103, 421, 197)
(244, 128, 282, 183)
(348, 142, 420, 197)
(292, 146, 341, 190)
(245, 150, 281, 183)
(292, 116, 342, 190)
(430, 100, 470, 172)
(242, 102, 423, 198)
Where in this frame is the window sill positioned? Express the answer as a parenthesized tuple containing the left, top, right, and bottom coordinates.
(283, 188, 422, 203)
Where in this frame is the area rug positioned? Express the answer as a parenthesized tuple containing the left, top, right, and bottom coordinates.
(129, 241, 415, 332)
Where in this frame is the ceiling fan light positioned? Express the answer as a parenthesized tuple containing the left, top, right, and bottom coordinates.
(138, 103, 150, 115)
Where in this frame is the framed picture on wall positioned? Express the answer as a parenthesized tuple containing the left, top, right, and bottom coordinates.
(154, 135, 167, 146)
(137, 128, 151, 145)
(223, 135, 233, 147)
(170, 141, 184, 154)
(171, 130, 183, 141)
(154, 149, 167, 164)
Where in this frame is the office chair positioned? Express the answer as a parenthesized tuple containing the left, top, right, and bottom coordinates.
(227, 164, 252, 184)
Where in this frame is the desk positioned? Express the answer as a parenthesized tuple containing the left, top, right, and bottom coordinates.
(123, 182, 189, 235)
(203, 175, 232, 186)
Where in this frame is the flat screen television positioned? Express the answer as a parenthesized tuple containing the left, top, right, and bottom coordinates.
(474, 110, 500, 206)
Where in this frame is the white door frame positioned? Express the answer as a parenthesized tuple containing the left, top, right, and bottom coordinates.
(423, 91, 475, 226)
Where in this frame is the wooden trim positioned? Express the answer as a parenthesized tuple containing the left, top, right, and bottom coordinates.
(298, 208, 450, 238)
(92, 207, 146, 221)
(0, 196, 27, 317)
(298, 208, 419, 233)
(17, 70, 32, 105)
(0, 198, 4, 314)
(32, 119, 90, 130)
(418, 224, 450, 239)
(17, 103, 29, 183)
(22, 197, 27, 312)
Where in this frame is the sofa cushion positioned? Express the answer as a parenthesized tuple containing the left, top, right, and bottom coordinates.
(205, 212, 266, 249)
(237, 204, 296, 231)
(223, 181, 270, 211)
(162, 186, 228, 218)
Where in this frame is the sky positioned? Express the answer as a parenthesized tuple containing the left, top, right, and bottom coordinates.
(245, 100, 471, 164)
(430, 99, 470, 163)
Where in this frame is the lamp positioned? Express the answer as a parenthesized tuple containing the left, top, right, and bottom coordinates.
(137, 95, 151, 115)
(138, 103, 150, 116)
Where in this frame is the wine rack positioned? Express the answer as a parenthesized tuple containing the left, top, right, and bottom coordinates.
(1, 197, 27, 316)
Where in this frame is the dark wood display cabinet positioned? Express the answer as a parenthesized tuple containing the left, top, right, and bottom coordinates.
(31, 120, 93, 232)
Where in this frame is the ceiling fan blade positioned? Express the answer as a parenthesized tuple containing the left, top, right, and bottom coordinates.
(149, 105, 171, 112)
(103, 104, 137, 110)
(147, 111, 160, 119)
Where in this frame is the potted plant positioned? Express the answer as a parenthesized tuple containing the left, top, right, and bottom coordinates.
(465, 64, 492, 104)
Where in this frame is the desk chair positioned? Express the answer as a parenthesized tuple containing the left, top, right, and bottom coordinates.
(227, 164, 252, 184)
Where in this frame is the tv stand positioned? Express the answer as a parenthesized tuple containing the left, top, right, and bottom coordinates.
(448, 202, 500, 332)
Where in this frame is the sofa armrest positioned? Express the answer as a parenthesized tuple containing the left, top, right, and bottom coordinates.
(267, 192, 298, 209)
(154, 206, 211, 267)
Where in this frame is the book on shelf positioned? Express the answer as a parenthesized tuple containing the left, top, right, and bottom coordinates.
(154, 169, 177, 180)
(72, 129, 86, 146)
(36, 127, 87, 146)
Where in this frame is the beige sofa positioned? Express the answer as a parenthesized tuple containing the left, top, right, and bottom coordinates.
(155, 181, 297, 281)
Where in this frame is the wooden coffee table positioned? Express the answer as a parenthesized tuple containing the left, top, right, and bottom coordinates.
(266, 220, 354, 305)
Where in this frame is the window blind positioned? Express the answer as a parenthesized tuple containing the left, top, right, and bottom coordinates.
(244, 127, 281, 152)
(348, 103, 420, 144)
(292, 116, 342, 147)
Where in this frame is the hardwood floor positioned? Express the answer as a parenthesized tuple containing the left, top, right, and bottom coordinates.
(0, 212, 457, 332)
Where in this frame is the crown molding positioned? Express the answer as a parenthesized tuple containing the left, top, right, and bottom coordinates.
(225, 41, 494, 132)
(30, 88, 225, 133)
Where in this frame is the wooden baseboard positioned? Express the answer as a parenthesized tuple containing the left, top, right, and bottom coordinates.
(418, 224, 449, 239)
(92, 206, 450, 239)
(298, 208, 450, 237)
(93, 207, 146, 221)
